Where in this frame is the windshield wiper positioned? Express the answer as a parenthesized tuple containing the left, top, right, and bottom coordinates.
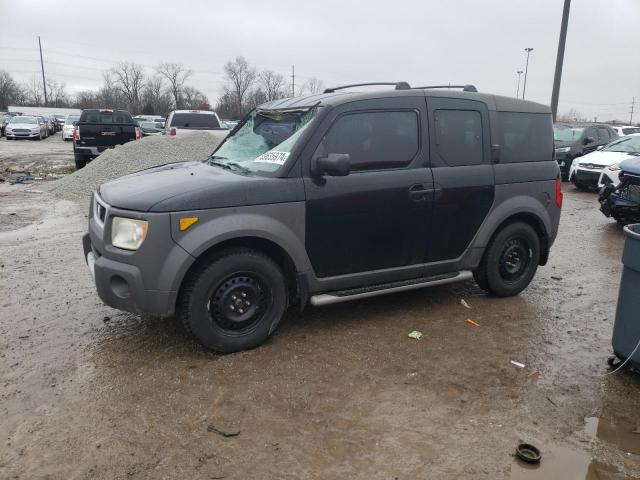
(208, 157, 250, 174)
(225, 161, 251, 174)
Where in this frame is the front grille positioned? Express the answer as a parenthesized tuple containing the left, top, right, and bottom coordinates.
(578, 163, 603, 170)
(13, 129, 30, 133)
(576, 170, 601, 184)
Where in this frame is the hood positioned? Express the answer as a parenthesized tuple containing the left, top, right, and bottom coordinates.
(574, 150, 639, 167)
(621, 157, 640, 176)
(98, 161, 304, 212)
(8, 122, 39, 129)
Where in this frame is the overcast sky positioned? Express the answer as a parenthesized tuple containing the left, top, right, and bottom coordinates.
(1, 0, 638, 120)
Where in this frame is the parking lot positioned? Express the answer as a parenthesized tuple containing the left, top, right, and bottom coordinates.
(0, 132, 74, 179)
(1, 143, 639, 478)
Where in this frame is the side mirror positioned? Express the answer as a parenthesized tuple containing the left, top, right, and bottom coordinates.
(312, 153, 351, 177)
(73, 121, 78, 126)
(596, 145, 604, 151)
(583, 136, 596, 145)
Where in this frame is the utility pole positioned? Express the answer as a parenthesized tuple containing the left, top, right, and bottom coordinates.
(631, 97, 636, 125)
(550, 0, 571, 121)
(516, 70, 523, 98)
(522, 47, 534, 100)
(291, 65, 295, 97)
(38, 36, 48, 106)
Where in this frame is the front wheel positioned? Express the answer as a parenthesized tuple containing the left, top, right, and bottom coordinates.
(473, 222, 540, 297)
(179, 249, 288, 353)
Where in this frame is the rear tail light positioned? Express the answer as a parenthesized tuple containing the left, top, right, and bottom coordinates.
(73, 125, 80, 141)
(555, 178, 563, 208)
(135, 126, 142, 140)
(169, 127, 177, 136)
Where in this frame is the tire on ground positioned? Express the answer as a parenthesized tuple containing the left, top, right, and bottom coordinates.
(74, 152, 87, 169)
(179, 249, 288, 353)
(473, 222, 540, 297)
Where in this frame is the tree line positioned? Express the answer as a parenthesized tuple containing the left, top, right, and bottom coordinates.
(0, 56, 324, 119)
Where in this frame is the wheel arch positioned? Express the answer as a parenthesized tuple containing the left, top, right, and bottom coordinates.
(176, 235, 303, 314)
(484, 211, 550, 266)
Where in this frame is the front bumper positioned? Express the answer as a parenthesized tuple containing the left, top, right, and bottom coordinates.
(83, 233, 177, 316)
(83, 194, 195, 318)
(7, 131, 40, 138)
(570, 167, 604, 188)
(598, 169, 620, 189)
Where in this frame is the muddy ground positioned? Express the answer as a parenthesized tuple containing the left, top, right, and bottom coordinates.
(0, 133, 75, 180)
(1, 177, 639, 479)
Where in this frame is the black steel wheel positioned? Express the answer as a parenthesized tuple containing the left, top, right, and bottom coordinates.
(474, 222, 540, 297)
(208, 273, 267, 334)
(180, 249, 288, 353)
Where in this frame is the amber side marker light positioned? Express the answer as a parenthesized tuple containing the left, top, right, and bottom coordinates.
(179, 217, 199, 231)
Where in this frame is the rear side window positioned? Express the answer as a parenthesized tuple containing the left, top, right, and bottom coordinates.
(170, 113, 220, 129)
(495, 112, 553, 163)
(434, 109, 483, 166)
(597, 127, 611, 143)
(623, 127, 640, 135)
(321, 110, 419, 171)
(80, 111, 133, 124)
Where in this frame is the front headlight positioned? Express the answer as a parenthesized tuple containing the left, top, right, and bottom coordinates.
(608, 163, 621, 171)
(111, 217, 148, 250)
(555, 146, 571, 153)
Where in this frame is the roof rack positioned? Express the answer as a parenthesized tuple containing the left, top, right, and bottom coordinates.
(414, 84, 478, 92)
(323, 82, 411, 93)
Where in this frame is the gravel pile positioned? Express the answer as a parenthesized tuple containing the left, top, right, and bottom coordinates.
(42, 131, 226, 205)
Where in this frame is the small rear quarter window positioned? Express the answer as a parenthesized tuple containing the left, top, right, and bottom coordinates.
(495, 112, 553, 163)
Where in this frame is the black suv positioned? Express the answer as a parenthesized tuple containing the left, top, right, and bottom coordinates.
(554, 122, 618, 180)
(83, 82, 562, 353)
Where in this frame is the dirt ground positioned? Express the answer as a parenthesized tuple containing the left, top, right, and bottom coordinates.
(1, 176, 640, 479)
(0, 132, 75, 180)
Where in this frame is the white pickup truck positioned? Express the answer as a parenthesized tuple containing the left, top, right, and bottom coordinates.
(164, 110, 229, 140)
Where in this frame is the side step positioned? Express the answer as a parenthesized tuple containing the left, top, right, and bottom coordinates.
(309, 270, 473, 307)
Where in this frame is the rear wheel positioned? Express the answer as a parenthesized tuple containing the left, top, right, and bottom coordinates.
(74, 152, 87, 169)
(473, 222, 540, 297)
(179, 249, 288, 353)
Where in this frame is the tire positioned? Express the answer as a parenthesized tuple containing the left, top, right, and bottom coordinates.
(179, 249, 288, 353)
(473, 222, 540, 297)
(74, 153, 87, 169)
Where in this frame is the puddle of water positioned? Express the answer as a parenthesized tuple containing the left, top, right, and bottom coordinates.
(585, 416, 640, 456)
(511, 416, 640, 479)
(511, 446, 624, 480)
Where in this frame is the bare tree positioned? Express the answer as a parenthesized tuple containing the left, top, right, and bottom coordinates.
(224, 56, 257, 117)
(142, 76, 171, 115)
(299, 77, 324, 95)
(258, 70, 286, 102)
(156, 62, 192, 110)
(182, 86, 210, 110)
(46, 79, 70, 107)
(24, 76, 44, 106)
(0, 70, 23, 109)
(111, 62, 145, 112)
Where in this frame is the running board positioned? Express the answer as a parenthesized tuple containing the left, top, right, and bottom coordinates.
(309, 270, 473, 307)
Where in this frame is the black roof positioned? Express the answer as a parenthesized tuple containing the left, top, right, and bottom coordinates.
(259, 85, 550, 114)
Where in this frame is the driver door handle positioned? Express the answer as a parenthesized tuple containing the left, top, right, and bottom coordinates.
(409, 184, 432, 202)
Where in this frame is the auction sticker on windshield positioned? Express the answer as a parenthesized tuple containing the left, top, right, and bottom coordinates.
(254, 151, 290, 165)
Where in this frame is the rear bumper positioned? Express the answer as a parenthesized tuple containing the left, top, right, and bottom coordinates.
(75, 146, 107, 156)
